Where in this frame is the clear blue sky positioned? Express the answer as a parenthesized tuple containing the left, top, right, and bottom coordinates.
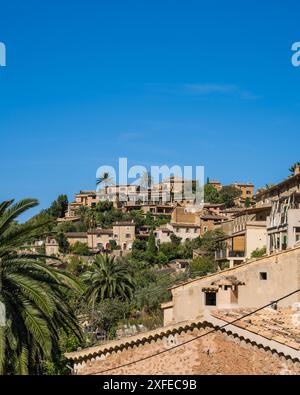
(1, 0, 300, 219)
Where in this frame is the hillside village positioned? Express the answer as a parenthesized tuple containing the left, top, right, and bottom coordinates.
(45, 176, 255, 259)
(11, 163, 300, 375)
(22, 163, 300, 375)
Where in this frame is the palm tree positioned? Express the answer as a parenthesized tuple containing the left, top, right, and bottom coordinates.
(96, 172, 114, 189)
(82, 254, 135, 306)
(0, 199, 82, 375)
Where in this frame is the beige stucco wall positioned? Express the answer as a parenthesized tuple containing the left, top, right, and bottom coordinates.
(45, 240, 59, 256)
(113, 224, 135, 250)
(155, 229, 172, 245)
(166, 247, 300, 326)
(87, 233, 112, 249)
(162, 306, 173, 327)
(246, 225, 267, 258)
(172, 207, 197, 224)
(67, 236, 88, 246)
(170, 223, 200, 242)
(287, 210, 300, 248)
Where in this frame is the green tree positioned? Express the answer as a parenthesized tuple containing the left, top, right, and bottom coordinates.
(170, 233, 182, 246)
(95, 200, 113, 213)
(56, 232, 70, 254)
(200, 229, 226, 257)
(67, 256, 87, 275)
(251, 246, 267, 259)
(49, 195, 69, 219)
(204, 184, 220, 204)
(219, 186, 242, 208)
(159, 242, 178, 261)
(189, 256, 215, 277)
(145, 212, 155, 227)
(145, 231, 157, 264)
(156, 251, 169, 265)
(91, 298, 131, 339)
(128, 210, 146, 228)
(0, 199, 82, 375)
(108, 239, 118, 250)
(83, 254, 135, 305)
(245, 197, 252, 208)
(70, 241, 91, 256)
(178, 237, 201, 259)
(131, 239, 147, 261)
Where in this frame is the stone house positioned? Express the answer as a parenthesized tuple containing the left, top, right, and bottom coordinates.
(45, 237, 59, 256)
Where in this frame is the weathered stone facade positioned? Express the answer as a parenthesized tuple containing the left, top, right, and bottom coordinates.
(67, 322, 300, 375)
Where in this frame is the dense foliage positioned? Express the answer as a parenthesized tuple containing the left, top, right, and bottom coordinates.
(0, 199, 82, 375)
(204, 182, 242, 208)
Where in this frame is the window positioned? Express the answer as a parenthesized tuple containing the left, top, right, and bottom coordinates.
(186, 228, 190, 233)
(125, 234, 131, 238)
(205, 293, 216, 306)
(295, 227, 300, 242)
(260, 272, 267, 280)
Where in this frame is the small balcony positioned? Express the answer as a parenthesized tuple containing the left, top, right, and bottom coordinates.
(215, 249, 245, 260)
(228, 250, 245, 258)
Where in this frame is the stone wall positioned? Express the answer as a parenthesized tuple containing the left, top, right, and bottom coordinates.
(73, 326, 300, 376)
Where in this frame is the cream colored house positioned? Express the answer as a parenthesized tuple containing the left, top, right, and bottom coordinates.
(216, 206, 270, 267)
(169, 222, 200, 242)
(267, 193, 300, 254)
(87, 229, 113, 252)
(66, 190, 99, 218)
(254, 166, 300, 254)
(154, 226, 173, 245)
(256, 164, 300, 207)
(45, 237, 59, 256)
(112, 221, 135, 251)
(66, 232, 88, 246)
(162, 246, 300, 327)
(232, 182, 254, 201)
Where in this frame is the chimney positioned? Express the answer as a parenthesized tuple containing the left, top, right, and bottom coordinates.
(270, 301, 278, 311)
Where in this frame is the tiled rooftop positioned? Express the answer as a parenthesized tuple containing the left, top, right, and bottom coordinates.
(211, 306, 300, 350)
